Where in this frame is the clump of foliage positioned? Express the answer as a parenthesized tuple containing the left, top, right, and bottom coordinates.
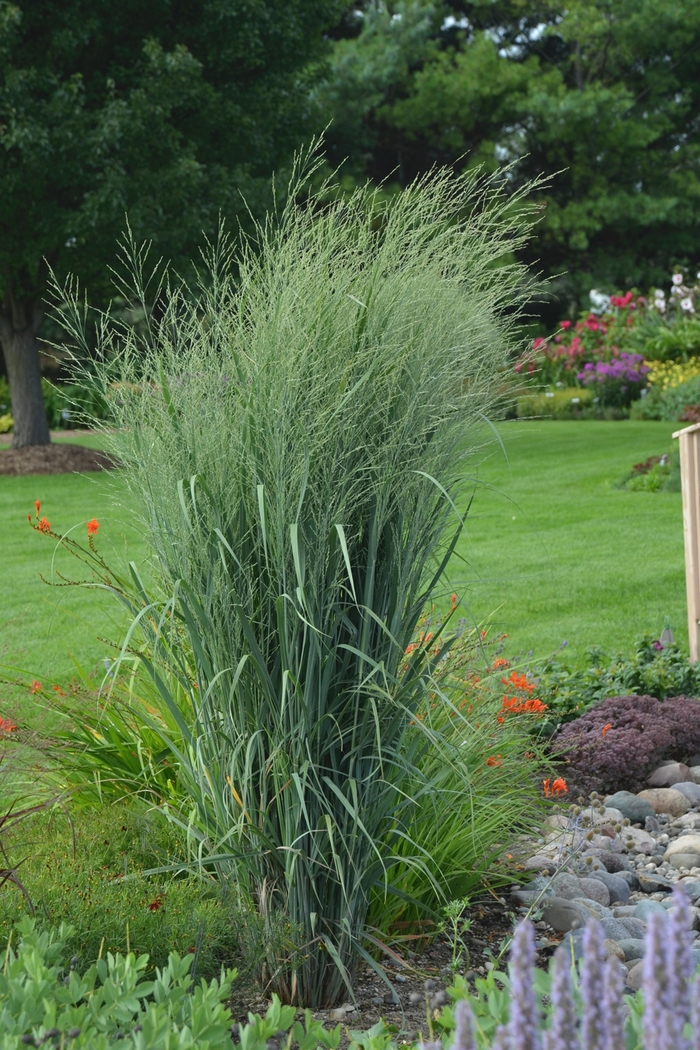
(0, 803, 245, 981)
(616, 446, 681, 492)
(532, 634, 700, 725)
(515, 387, 594, 420)
(551, 694, 700, 796)
(51, 154, 541, 1006)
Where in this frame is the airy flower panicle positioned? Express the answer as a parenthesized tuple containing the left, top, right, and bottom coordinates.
(643, 911, 674, 1050)
(603, 955, 625, 1050)
(451, 999, 476, 1050)
(547, 947, 578, 1050)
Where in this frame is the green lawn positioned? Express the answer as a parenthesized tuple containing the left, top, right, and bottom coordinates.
(450, 420, 686, 663)
(0, 421, 689, 697)
(0, 434, 145, 689)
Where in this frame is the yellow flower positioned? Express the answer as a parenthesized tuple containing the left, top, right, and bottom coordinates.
(645, 357, 700, 390)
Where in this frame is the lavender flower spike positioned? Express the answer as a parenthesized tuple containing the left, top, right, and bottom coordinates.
(452, 999, 476, 1050)
(507, 920, 541, 1050)
(692, 975, 700, 1050)
(666, 884, 693, 1049)
(579, 920, 606, 1050)
(492, 1025, 511, 1050)
(547, 947, 578, 1050)
(642, 910, 674, 1050)
(603, 954, 625, 1050)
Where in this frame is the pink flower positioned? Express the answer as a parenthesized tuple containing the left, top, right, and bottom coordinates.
(560, 320, 572, 329)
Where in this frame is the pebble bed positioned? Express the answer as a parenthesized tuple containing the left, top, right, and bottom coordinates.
(514, 758, 700, 990)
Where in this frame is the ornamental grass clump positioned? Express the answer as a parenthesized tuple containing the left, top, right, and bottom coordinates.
(57, 155, 540, 1007)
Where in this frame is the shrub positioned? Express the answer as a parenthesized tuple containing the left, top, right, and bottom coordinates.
(51, 156, 542, 1006)
(532, 634, 700, 725)
(515, 387, 593, 419)
(551, 693, 700, 796)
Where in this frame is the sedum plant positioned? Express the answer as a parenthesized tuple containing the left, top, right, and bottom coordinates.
(55, 151, 540, 1006)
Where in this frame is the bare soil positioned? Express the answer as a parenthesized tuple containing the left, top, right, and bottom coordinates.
(0, 438, 115, 476)
(228, 895, 522, 1044)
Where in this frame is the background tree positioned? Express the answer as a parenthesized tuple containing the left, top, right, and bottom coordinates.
(318, 0, 700, 323)
(0, 0, 343, 447)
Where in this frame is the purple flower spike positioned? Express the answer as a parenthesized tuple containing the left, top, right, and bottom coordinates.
(603, 955, 625, 1050)
(547, 948, 578, 1050)
(643, 910, 674, 1050)
(667, 884, 693, 1047)
(580, 920, 606, 1050)
(507, 920, 541, 1050)
(492, 1025, 511, 1050)
(452, 999, 476, 1050)
(692, 975, 700, 1050)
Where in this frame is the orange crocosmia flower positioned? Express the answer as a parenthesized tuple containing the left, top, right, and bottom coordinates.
(523, 698, 547, 714)
(52, 684, 64, 695)
(601, 722, 613, 738)
(37, 517, 51, 534)
(496, 715, 506, 724)
(486, 755, 503, 767)
(87, 518, 100, 536)
(29, 680, 42, 694)
(0, 717, 17, 733)
(551, 777, 568, 795)
(35, 500, 41, 515)
(450, 593, 458, 608)
(543, 778, 551, 797)
(492, 657, 509, 670)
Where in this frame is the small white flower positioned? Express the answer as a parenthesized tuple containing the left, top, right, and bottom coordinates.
(654, 288, 665, 299)
(655, 300, 666, 312)
(696, 271, 700, 281)
(681, 297, 695, 312)
(673, 272, 684, 285)
(555, 381, 564, 388)
(571, 397, 580, 404)
(545, 391, 554, 398)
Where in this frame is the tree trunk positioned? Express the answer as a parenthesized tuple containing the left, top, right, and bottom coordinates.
(0, 294, 50, 448)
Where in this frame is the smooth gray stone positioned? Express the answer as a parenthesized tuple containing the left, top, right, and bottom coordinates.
(637, 872, 673, 894)
(619, 916, 648, 939)
(617, 871, 640, 890)
(542, 897, 589, 933)
(617, 938, 646, 961)
(571, 897, 611, 919)
(577, 878, 610, 906)
(669, 853, 700, 870)
(598, 852, 632, 874)
(599, 916, 631, 941)
(558, 929, 586, 961)
(612, 906, 638, 916)
(605, 791, 656, 824)
(634, 900, 668, 921)
(576, 856, 606, 874)
(589, 871, 630, 904)
(626, 962, 644, 990)
(679, 879, 700, 900)
(691, 949, 700, 970)
(550, 874, 587, 901)
(671, 781, 700, 805)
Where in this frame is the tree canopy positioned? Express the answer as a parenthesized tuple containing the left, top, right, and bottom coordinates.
(319, 0, 700, 320)
(0, 0, 342, 445)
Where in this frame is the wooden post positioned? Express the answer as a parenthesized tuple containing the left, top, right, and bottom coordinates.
(673, 421, 700, 661)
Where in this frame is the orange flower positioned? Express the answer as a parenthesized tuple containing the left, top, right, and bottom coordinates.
(52, 684, 64, 695)
(543, 778, 551, 797)
(492, 657, 509, 670)
(601, 722, 613, 738)
(496, 715, 505, 724)
(552, 777, 568, 795)
(450, 593, 458, 609)
(486, 755, 503, 767)
(34, 500, 41, 515)
(37, 517, 51, 534)
(29, 680, 42, 694)
(0, 716, 17, 733)
(87, 518, 99, 536)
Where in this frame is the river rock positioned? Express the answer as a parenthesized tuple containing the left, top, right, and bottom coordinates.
(589, 871, 630, 904)
(523, 854, 557, 873)
(597, 852, 631, 874)
(551, 874, 588, 901)
(620, 826, 657, 855)
(637, 872, 673, 894)
(602, 939, 625, 960)
(577, 878, 610, 906)
(688, 767, 700, 785)
(647, 762, 690, 788)
(671, 782, 700, 805)
(626, 962, 644, 991)
(605, 791, 656, 824)
(617, 938, 645, 962)
(679, 879, 700, 900)
(619, 916, 648, 938)
(634, 899, 668, 921)
(668, 853, 700, 870)
(558, 928, 586, 961)
(599, 916, 631, 941)
(571, 897, 610, 919)
(665, 834, 700, 861)
(617, 871, 640, 890)
(672, 813, 700, 830)
(637, 789, 690, 817)
(542, 898, 588, 932)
